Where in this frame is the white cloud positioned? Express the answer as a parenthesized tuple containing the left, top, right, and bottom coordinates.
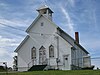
(0, 3, 7, 7)
(0, 18, 31, 27)
(60, 6, 75, 36)
(68, 0, 75, 7)
(90, 9, 98, 32)
(0, 36, 18, 67)
(0, 48, 9, 57)
(0, 36, 19, 47)
(91, 59, 100, 69)
(0, 2, 8, 8)
(0, 47, 13, 67)
(0, 36, 15, 42)
(81, 38, 100, 51)
(0, 48, 15, 67)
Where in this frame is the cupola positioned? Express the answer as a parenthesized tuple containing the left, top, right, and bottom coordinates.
(37, 5, 53, 21)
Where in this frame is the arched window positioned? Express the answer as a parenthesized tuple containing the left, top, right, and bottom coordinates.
(31, 47, 36, 59)
(49, 45, 54, 57)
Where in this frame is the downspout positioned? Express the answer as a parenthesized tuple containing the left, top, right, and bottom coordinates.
(56, 36, 59, 69)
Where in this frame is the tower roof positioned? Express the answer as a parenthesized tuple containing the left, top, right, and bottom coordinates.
(37, 5, 53, 13)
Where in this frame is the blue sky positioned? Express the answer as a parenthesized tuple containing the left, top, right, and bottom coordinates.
(0, 0, 100, 68)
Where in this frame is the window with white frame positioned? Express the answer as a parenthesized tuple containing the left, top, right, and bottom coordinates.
(31, 47, 36, 59)
(49, 45, 54, 57)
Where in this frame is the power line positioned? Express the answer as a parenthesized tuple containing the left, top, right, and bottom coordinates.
(0, 22, 55, 36)
(0, 23, 25, 31)
(0, 23, 26, 37)
(1, 28, 26, 37)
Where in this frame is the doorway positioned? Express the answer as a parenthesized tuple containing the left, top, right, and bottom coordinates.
(63, 55, 69, 70)
(39, 46, 46, 65)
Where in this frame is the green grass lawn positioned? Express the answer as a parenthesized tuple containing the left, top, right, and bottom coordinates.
(0, 70, 100, 75)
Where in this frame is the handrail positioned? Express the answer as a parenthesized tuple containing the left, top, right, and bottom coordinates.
(28, 59, 37, 69)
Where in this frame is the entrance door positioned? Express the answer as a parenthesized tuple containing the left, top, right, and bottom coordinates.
(39, 46, 46, 65)
(63, 55, 69, 70)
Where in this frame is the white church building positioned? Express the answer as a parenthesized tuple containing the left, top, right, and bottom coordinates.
(15, 5, 91, 71)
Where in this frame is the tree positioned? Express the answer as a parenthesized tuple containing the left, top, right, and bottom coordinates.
(13, 56, 18, 71)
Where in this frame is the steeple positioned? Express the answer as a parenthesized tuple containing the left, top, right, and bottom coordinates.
(37, 5, 53, 21)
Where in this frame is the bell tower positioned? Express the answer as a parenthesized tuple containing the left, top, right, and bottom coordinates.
(37, 5, 53, 21)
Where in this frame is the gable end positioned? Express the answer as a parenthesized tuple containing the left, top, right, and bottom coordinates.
(26, 14, 42, 32)
(14, 35, 30, 52)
